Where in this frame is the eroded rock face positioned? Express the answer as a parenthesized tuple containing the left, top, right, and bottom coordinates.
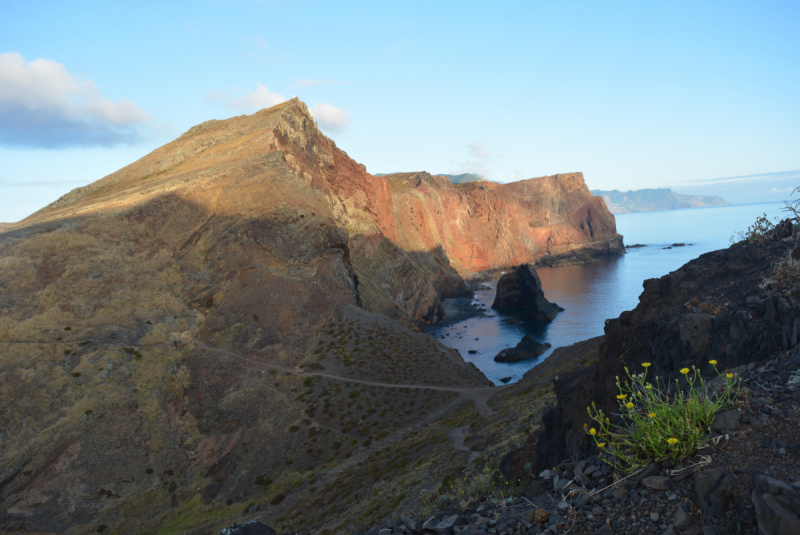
(494, 335, 551, 362)
(532, 237, 800, 468)
(492, 264, 563, 321)
(385, 172, 624, 277)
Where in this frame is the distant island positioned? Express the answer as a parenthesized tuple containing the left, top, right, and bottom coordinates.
(590, 187, 728, 214)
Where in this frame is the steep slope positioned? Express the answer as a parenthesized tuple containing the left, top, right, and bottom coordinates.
(591, 187, 728, 213)
(386, 171, 624, 277)
(0, 99, 490, 534)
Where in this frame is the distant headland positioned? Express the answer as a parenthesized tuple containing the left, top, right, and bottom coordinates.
(591, 187, 728, 213)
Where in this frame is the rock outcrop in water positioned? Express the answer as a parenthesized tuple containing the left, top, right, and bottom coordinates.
(491, 264, 563, 321)
(494, 334, 551, 362)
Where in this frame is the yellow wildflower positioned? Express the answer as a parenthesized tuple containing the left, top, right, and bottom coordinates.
(680, 368, 690, 375)
(667, 438, 678, 445)
(617, 394, 627, 400)
(648, 413, 656, 418)
(597, 442, 606, 448)
(589, 428, 597, 435)
(726, 373, 733, 379)
(642, 362, 652, 368)
(646, 384, 653, 390)
(709, 360, 718, 365)
(626, 402, 634, 409)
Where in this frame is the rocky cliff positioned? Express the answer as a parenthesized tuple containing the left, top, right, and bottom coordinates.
(531, 228, 800, 470)
(385, 172, 624, 277)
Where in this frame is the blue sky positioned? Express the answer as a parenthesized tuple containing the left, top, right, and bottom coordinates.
(1, 1, 799, 222)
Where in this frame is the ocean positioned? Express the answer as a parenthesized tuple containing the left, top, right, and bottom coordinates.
(427, 201, 789, 384)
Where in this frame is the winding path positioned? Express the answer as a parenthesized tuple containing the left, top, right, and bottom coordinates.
(190, 340, 507, 417)
(1, 337, 510, 416)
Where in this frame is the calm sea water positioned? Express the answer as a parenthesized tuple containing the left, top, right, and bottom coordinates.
(428, 202, 787, 384)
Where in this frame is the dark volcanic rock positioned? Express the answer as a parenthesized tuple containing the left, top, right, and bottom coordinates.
(532, 234, 800, 468)
(491, 264, 563, 321)
(694, 468, 742, 520)
(494, 335, 551, 362)
(751, 475, 800, 535)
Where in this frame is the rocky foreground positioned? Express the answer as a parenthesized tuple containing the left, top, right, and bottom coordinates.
(344, 350, 800, 535)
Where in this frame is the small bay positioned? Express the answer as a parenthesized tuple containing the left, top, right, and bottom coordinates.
(428, 201, 788, 384)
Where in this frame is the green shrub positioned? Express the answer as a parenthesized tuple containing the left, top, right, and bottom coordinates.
(586, 361, 740, 472)
(730, 213, 780, 244)
(414, 468, 522, 518)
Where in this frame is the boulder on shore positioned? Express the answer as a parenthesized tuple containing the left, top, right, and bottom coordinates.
(491, 264, 563, 321)
(494, 334, 552, 362)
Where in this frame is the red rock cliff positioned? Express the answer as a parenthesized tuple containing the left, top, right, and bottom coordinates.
(385, 171, 624, 277)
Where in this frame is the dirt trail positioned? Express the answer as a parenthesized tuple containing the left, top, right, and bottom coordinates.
(0, 338, 508, 416)
(189, 340, 507, 417)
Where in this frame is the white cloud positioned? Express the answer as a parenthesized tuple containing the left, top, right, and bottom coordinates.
(310, 103, 350, 132)
(452, 141, 500, 178)
(204, 82, 287, 111)
(466, 141, 492, 159)
(771, 187, 794, 193)
(0, 52, 151, 148)
(293, 78, 347, 88)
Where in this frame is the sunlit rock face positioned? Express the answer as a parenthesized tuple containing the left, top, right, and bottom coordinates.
(383, 171, 624, 278)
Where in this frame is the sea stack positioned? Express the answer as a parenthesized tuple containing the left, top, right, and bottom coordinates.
(494, 334, 552, 362)
(491, 264, 563, 321)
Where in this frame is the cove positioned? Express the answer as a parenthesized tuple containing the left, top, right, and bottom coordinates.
(428, 201, 787, 384)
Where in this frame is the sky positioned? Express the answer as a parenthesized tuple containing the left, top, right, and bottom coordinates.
(1, 1, 799, 222)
